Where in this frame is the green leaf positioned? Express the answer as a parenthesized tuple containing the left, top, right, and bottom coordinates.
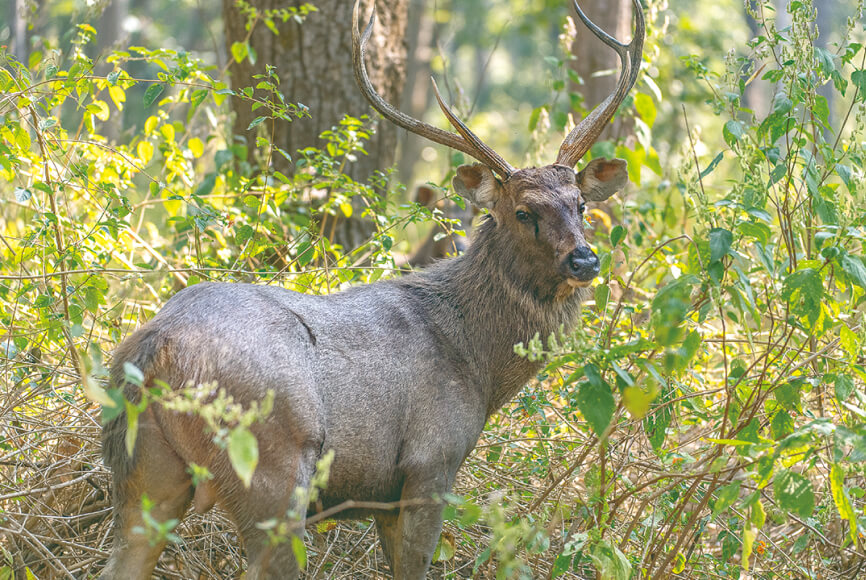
(577, 364, 615, 436)
(852, 69, 866, 100)
(143, 83, 164, 108)
(231, 41, 248, 63)
(228, 426, 259, 488)
(723, 120, 745, 146)
(700, 152, 724, 178)
(14, 187, 32, 203)
(840, 254, 866, 288)
(774, 381, 801, 411)
(609, 224, 626, 248)
(736, 221, 771, 246)
(588, 540, 631, 580)
(644, 384, 673, 451)
(634, 93, 656, 127)
(709, 228, 733, 263)
(774, 470, 815, 518)
(835, 374, 855, 402)
(771, 410, 794, 440)
(190, 89, 208, 110)
(247, 116, 266, 130)
(595, 284, 610, 313)
(528, 106, 544, 131)
(830, 464, 857, 544)
(781, 268, 823, 322)
(712, 480, 741, 516)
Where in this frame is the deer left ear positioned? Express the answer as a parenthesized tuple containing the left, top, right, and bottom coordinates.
(577, 158, 629, 202)
(452, 163, 502, 210)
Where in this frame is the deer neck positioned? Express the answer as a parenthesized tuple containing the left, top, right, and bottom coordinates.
(413, 218, 587, 415)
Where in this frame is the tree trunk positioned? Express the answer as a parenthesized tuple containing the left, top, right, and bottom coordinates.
(223, 0, 409, 250)
(396, 0, 435, 185)
(12, 0, 29, 65)
(223, 0, 408, 180)
(98, 0, 130, 143)
(568, 0, 632, 142)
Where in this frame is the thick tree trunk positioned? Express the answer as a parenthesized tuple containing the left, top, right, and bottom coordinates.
(569, 0, 632, 142)
(223, 0, 409, 250)
(223, 0, 408, 180)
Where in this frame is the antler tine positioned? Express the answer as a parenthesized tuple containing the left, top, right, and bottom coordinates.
(352, 0, 514, 179)
(431, 79, 516, 178)
(555, 0, 645, 168)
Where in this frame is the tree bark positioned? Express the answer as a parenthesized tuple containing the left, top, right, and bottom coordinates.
(223, 0, 409, 251)
(222, 0, 409, 181)
(12, 0, 30, 65)
(568, 0, 632, 142)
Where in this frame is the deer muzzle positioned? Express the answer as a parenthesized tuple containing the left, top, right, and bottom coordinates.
(565, 246, 600, 282)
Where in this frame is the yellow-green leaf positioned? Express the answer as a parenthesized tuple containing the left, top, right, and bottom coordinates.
(750, 499, 766, 529)
(109, 85, 126, 111)
(291, 534, 307, 569)
(840, 324, 859, 358)
(742, 526, 756, 572)
(160, 123, 175, 142)
(144, 115, 158, 135)
(830, 464, 858, 544)
(227, 426, 258, 488)
(634, 93, 656, 127)
(137, 140, 154, 164)
(231, 41, 248, 63)
(188, 137, 204, 158)
(124, 402, 140, 458)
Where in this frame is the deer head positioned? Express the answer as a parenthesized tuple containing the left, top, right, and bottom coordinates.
(354, 0, 644, 290)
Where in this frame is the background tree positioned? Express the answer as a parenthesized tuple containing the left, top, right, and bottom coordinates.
(569, 0, 633, 141)
(222, 0, 409, 180)
(223, 0, 409, 249)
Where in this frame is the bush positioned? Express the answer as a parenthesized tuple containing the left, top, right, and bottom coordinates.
(0, 0, 864, 578)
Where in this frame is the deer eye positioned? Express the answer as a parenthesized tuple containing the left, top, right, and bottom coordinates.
(578, 202, 587, 214)
(515, 210, 532, 223)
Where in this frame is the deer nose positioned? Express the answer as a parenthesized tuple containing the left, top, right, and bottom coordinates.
(568, 246, 599, 280)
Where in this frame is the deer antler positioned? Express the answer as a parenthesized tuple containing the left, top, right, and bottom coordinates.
(556, 0, 645, 168)
(352, 0, 515, 179)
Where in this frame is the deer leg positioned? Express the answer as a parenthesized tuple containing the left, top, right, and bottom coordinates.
(228, 441, 319, 580)
(373, 511, 399, 571)
(100, 418, 193, 579)
(389, 478, 448, 580)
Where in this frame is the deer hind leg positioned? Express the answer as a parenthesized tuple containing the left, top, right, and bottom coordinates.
(101, 416, 193, 580)
(373, 511, 399, 572)
(222, 439, 320, 580)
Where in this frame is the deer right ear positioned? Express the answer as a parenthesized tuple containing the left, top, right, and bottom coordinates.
(452, 164, 502, 210)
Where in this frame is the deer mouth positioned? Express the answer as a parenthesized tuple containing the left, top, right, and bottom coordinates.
(566, 278, 594, 288)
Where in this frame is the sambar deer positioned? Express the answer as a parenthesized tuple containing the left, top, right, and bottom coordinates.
(100, 0, 644, 577)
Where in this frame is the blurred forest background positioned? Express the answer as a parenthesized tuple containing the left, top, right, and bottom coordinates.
(1, 0, 866, 578)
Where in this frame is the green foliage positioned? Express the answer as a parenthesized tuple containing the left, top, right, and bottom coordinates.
(2, 0, 866, 578)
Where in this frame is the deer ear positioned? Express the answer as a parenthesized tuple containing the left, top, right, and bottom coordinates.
(577, 158, 629, 202)
(415, 185, 437, 208)
(452, 164, 502, 210)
